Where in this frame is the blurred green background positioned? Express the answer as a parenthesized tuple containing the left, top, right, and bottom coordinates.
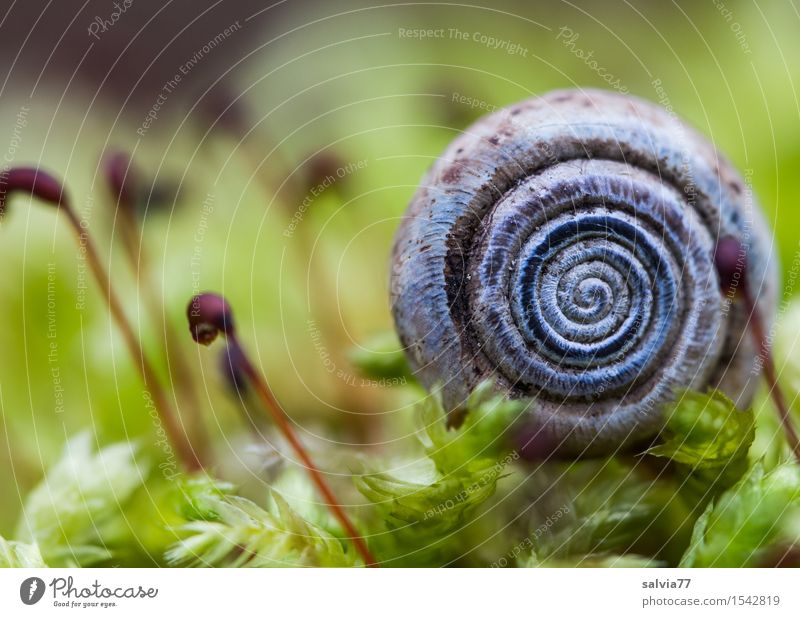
(1, 0, 799, 533)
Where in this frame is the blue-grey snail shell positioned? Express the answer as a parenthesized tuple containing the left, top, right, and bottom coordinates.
(391, 88, 778, 458)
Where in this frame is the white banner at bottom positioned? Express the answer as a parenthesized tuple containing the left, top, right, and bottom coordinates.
(0, 568, 796, 616)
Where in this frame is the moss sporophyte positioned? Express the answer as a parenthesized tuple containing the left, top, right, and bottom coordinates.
(0, 166, 201, 470)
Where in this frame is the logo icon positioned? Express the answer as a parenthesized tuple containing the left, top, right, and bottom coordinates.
(20, 577, 46, 605)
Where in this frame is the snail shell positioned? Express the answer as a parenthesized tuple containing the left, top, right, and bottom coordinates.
(391, 88, 778, 458)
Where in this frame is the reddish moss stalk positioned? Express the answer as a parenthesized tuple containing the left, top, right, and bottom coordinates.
(741, 289, 800, 463)
(103, 152, 210, 463)
(199, 92, 380, 443)
(715, 237, 800, 464)
(1, 167, 202, 471)
(188, 293, 378, 566)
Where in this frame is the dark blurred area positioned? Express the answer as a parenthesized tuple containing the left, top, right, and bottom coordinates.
(0, 0, 286, 116)
(0, 0, 656, 107)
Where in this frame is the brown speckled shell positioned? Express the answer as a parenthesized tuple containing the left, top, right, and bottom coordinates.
(391, 88, 778, 458)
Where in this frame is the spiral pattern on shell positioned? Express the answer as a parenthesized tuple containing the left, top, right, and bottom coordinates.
(391, 89, 778, 458)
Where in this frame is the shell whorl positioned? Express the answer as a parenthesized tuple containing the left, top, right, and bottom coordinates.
(391, 89, 778, 458)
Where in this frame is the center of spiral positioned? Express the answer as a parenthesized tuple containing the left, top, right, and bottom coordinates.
(573, 278, 610, 314)
(512, 213, 664, 372)
(558, 265, 622, 325)
(467, 160, 697, 400)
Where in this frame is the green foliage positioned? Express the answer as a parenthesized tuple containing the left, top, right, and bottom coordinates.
(512, 390, 755, 569)
(518, 458, 693, 567)
(14, 433, 148, 567)
(680, 463, 800, 567)
(491, 390, 749, 568)
(646, 390, 754, 497)
(357, 382, 526, 565)
(166, 476, 355, 567)
(524, 552, 661, 568)
(421, 381, 527, 473)
(267, 466, 344, 535)
(361, 458, 504, 531)
(0, 536, 47, 568)
(172, 476, 237, 523)
(4, 382, 795, 569)
(348, 331, 413, 383)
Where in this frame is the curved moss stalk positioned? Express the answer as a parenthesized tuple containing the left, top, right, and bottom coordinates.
(715, 236, 800, 464)
(103, 151, 210, 464)
(187, 292, 378, 566)
(0, 166, 202, 471)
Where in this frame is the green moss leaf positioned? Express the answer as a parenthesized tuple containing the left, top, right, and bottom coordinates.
(359, 453, 516, 532)
(646, 390, 754, 495)
(421, 380, 527, 474)
(14, 433, 149, 567)
(680, 462, 800, 567)
(524, 552, 662, 568)
(166, 476, 355, 567)
(523, 459, 693, 567)
(0, 536, 48, 568)
(356, 382, 525, 565)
